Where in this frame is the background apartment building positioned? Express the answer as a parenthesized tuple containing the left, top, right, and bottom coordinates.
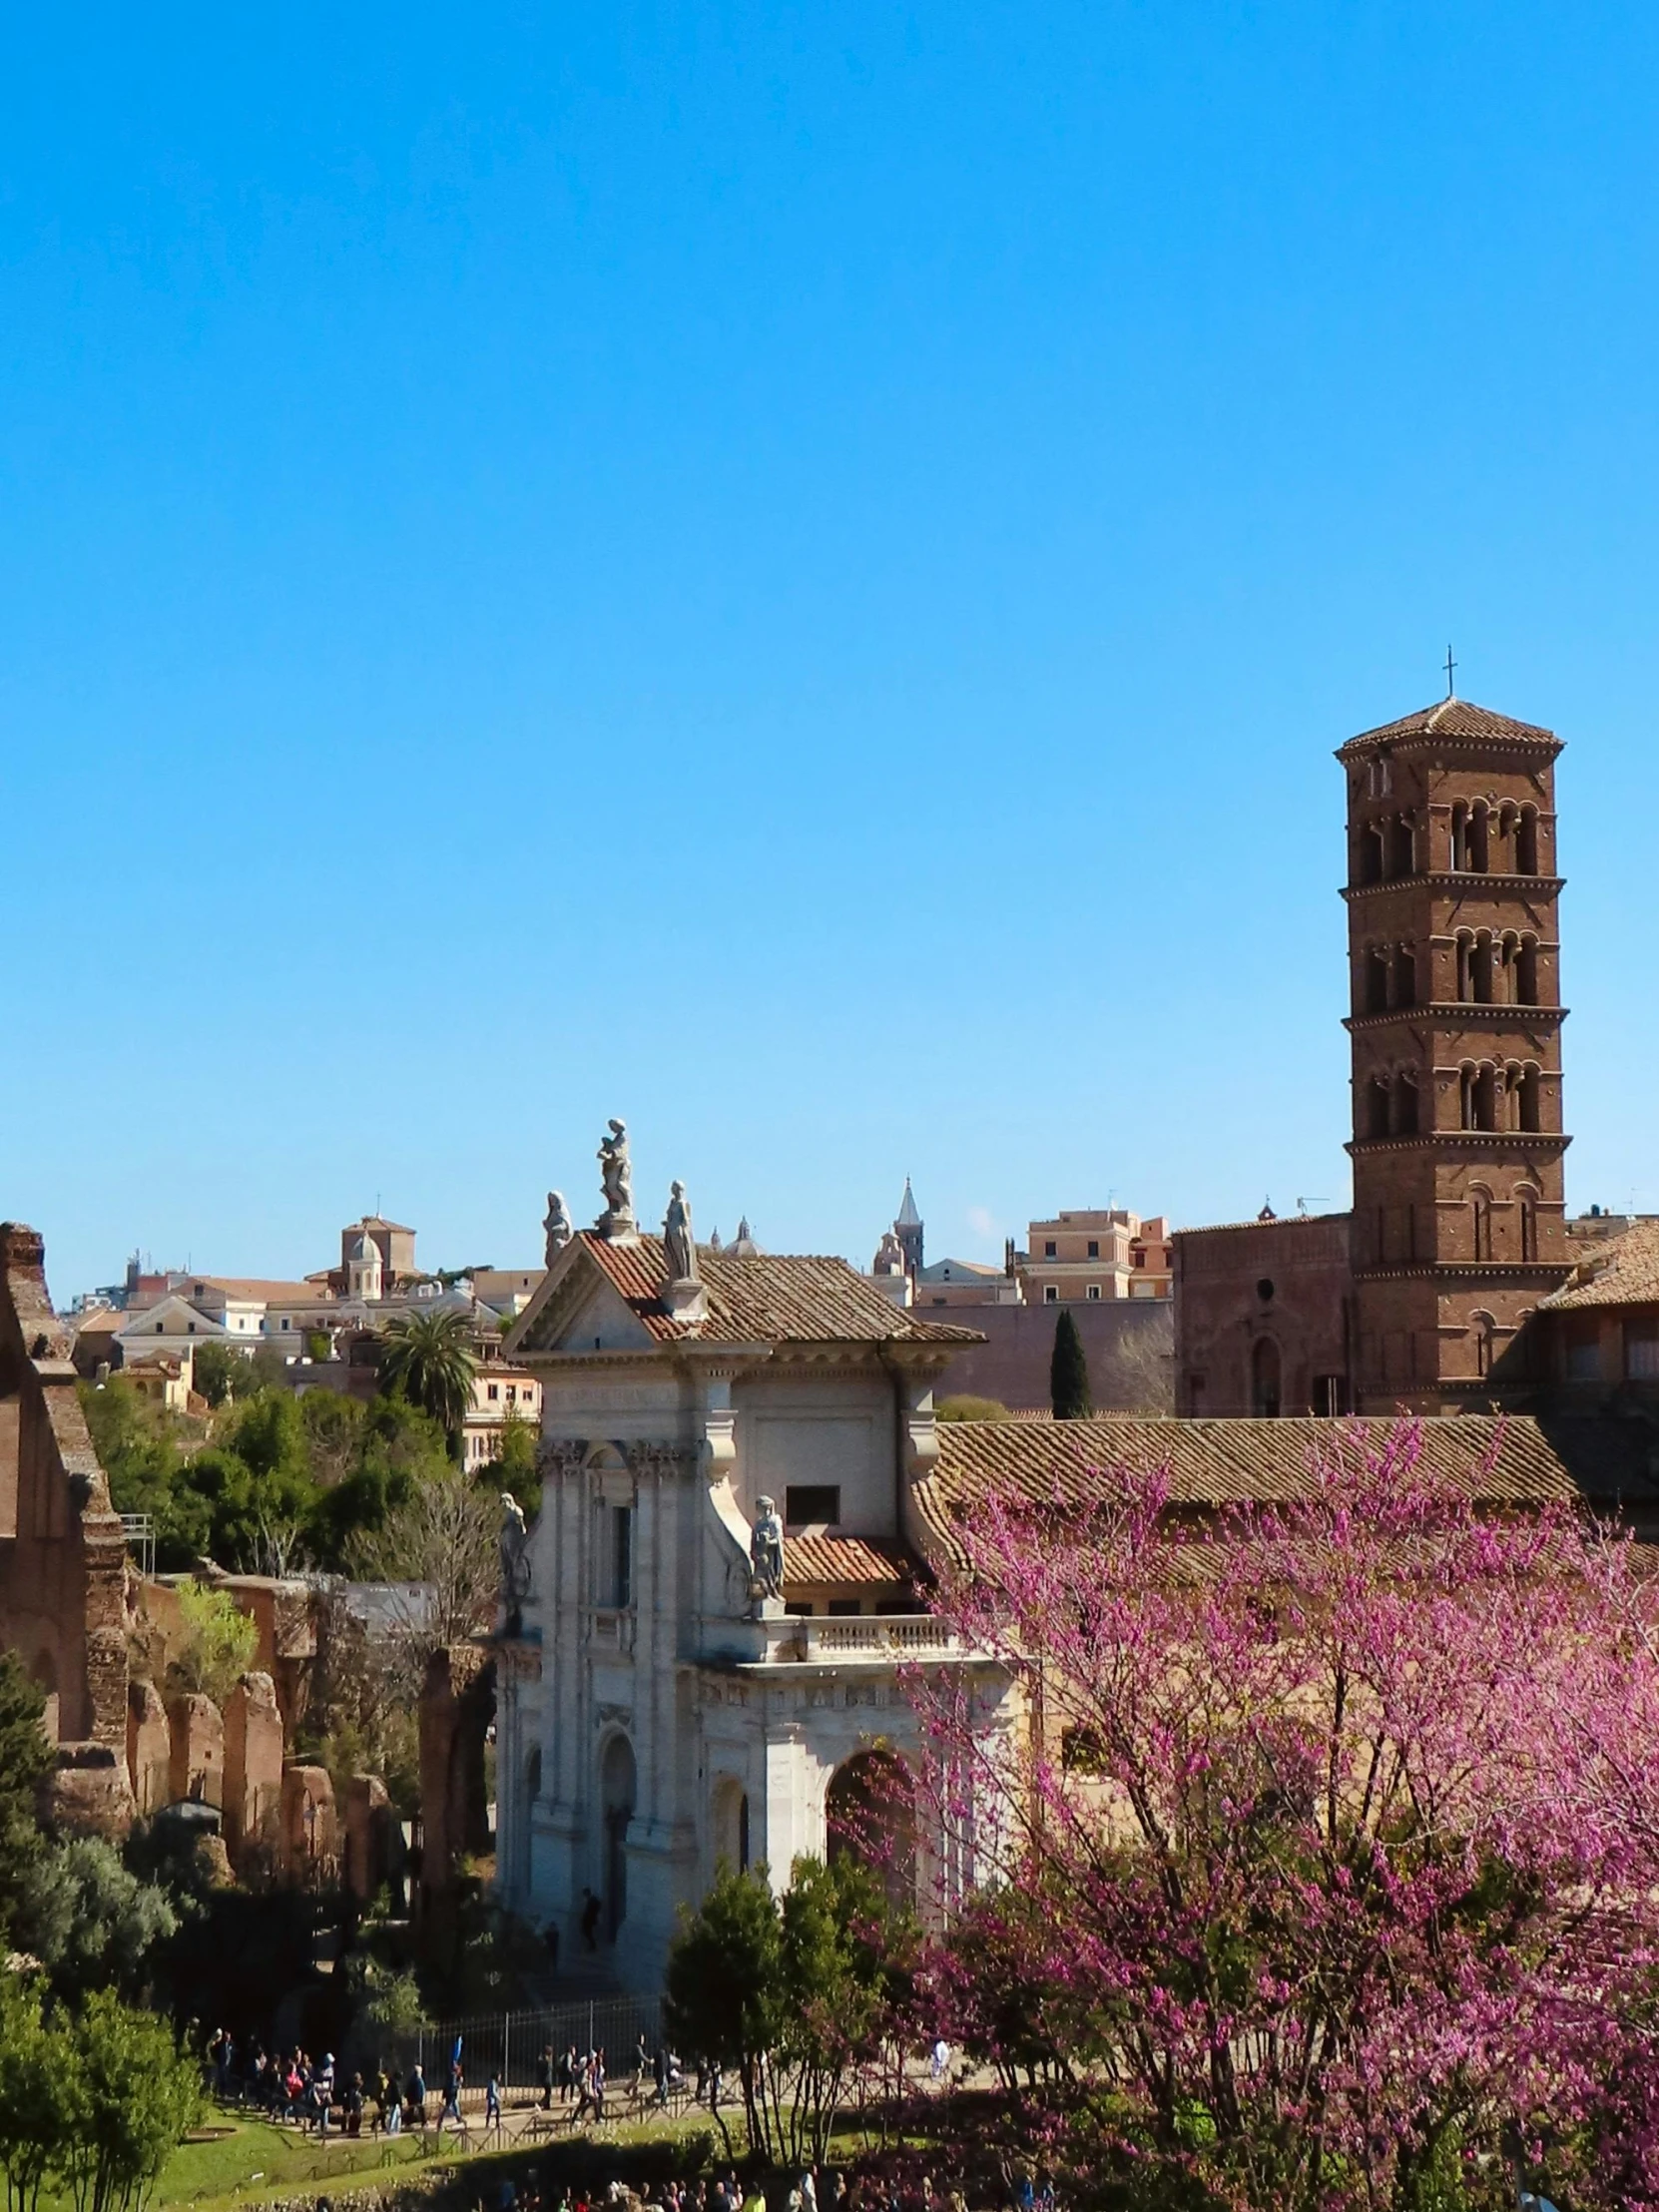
(1023, 1209, 1174, 1305)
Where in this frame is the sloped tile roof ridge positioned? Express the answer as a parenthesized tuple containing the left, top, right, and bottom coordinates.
(1176, 1211, 1350, 1235)
(577, 1232, 981, 1345)
(1339, 698, 1556, 753)
(1541, 1219, 1659, 1311)
(917, 1414, 1654, 1555)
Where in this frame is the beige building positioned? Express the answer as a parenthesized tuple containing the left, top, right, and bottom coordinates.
(1023, 1209, 1174, 1306)
(462, 1363, 544, 1468)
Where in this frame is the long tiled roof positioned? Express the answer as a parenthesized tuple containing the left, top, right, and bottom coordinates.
(579, 1233, 980, 1348)
(1337, 698, 1556, 756)
(1542, 1222, 1659, 1312)
(916, 1414, 1659, 1564)
(784, 1533, 921, 1589)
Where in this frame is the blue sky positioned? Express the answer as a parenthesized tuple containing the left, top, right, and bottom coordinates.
(4, 2, 1658, 1298)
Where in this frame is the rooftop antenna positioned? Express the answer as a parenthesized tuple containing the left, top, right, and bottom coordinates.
(1444, 643, 1457, 699)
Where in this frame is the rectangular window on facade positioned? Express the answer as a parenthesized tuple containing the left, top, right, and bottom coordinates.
(1087, 1285, 1101, 1301)
(827, 1598, 862, 1616)
(1134, 1249, 1146, 1267)
(1626, 1327, 1659, 1381)
(1087, 1240, 1099, 1259)
(785, 1484, 840, 1530)
(608, 1504, 633, 1608)
(1566, 1335, 1602, 1382)
(1043, 1284, 1058, 1303)
(1044, 1241, 1057, 1257)
(487, 1382, 499, 1400)
(785, 1602, 815, 1618)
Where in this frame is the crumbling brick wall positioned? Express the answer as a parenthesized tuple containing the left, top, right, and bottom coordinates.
(0, 1224, 133, 1833)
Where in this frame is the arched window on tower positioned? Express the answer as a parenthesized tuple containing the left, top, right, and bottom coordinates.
(1455, 932, 1475, 1003)
(1360, 824, 1385, 886)
(1392, 1071, 1419, 1136)
(1472, 1313, 1496, 1379)
(1367, 1076, 1392, 1140)
(1392, 943, 1416, 1007)
(1517, 1064, 1542, 1133)
(1473, 1065, 1498, 1132)
(1472, 932, 1495, 1004)
(1518, 1186, 1540, 1262)
(1450, 802, 1470, 872)
(1388, 816, 1415, 877)
(1517, 937, 1539, 1005)
(1471, 1192, 1493, 1262)
(1364, 947, 1390, 1014)
(1470, 801, 1491, 873)
(1517, 806, 1540, 875)
(1496, 932, 1519, 1003)
(1459, 1065, 1477, 1130)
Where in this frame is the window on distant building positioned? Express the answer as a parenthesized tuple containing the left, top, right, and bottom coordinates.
(1087, 1240, 1099, 1259)
(487, 1383, 499, 1400)
(1043, 1285, 1058, 1304)
(1087, 1285, 1101, 1301)
(1566, 1334, 1601, 1382)
(1628, 1325, 1659, 1381)
(1044, 1241, 1057, 1258)
(827, 1598, 862, 1617)
(785, 1485, 840, 1530)
(281, 1318, 289, 1331)
(1133, 1249, 1146, 1268)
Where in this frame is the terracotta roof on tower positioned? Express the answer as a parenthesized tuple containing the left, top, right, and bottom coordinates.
(913, 1414, 1659, 1565)
(1541, 1221, 1659, 1311)
(1337, 698, 1557, 756)
(578, 1232, 981, 1347)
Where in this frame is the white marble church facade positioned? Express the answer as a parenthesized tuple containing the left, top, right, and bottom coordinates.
(492, 1142, 1015, 1991)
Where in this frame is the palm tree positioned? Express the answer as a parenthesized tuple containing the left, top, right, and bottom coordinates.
(377, 1308, 478, 1440)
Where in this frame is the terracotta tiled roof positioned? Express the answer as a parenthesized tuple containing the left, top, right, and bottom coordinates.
(1542, 1221, 1659, 1312)
(784, 1533, 922, 1589)
(578, 1233, 981, 1348)
(193, 1278, 331, 1304)
(1337, 698, 1557, 756)
(915, 1414, 1659, 1566)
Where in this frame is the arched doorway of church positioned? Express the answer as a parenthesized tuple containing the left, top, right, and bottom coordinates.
(600, 1735, 636, 1941)
(711, 1776, 750, 1875)
(1251, 1337, 1282, 1418)
(827, 1749, 916, 1914)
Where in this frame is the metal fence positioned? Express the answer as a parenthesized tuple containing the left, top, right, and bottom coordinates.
(361, 1993, 665, 2107)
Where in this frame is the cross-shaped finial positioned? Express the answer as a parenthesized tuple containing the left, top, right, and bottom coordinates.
(1444, 643, 1457, 699)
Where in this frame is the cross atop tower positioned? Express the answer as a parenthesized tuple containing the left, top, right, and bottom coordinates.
(1443, 643, 1457, 699)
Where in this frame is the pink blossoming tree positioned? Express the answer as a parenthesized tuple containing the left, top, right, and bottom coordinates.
(908, 1421, 1659, 2211)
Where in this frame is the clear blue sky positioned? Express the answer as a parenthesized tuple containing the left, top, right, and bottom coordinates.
(5, 2, 1658, 1299)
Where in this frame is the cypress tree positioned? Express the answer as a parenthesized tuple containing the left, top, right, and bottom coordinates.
(1050, 1308, 1092, 1420)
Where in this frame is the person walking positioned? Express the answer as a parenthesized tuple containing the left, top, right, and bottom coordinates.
(537, 2046, 555, 2110)
(485, 2072, 501, 2128)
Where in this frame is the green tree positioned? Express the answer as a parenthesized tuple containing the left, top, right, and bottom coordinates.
(189, 1343, 252, 1409)
(935, 1393, 1011, 1422)
(61, 1991, 200, 2212)
(78, 1383, 207, 1571)
(1049, 1307, 1092, 1419)
(494, 1404, 537, 1484)
(665, 1864, 785, 2160)
(0, 1655, 52, 1947)
(305, 1392, 442, 1567)
(14, 1841, 178, 2003)
(0, 1975, 76, 2212)
(166, 1582, 258, 1705)
(775, 1854, 901, 2163)
(376, 1309, 477, 1440)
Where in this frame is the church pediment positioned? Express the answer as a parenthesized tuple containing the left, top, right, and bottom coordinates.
(506, 1244, 657, 1357)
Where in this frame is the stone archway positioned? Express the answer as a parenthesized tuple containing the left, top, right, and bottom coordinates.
(600, 1734, 636, 1940)
(827, 1748, 916, 1914)
(711, 1775, 750, 1876)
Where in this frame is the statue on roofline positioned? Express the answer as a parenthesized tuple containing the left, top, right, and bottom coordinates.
(750, 1495, 785, 1602)
(598, 1118, 634, 1226)
(543, 1190, 573, 1266)
(664, 1179, 699, 1285)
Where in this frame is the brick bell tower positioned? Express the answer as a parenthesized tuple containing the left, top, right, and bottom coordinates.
(1338, 694, 1572, 1411)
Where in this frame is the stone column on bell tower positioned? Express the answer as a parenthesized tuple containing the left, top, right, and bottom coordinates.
(1337, 696, 1572, 1412)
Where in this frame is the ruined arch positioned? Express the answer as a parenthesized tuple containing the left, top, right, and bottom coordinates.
(827, 1748, 916, 1914)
